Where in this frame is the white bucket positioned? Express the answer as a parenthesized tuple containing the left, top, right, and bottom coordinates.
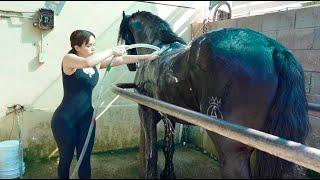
(0, 140, 25, 179)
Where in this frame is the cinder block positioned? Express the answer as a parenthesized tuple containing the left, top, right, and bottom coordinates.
(311, 72, 320, 95)
(191, 23, 204, 40)
(213, 18, 237, 28)
(262, 11, 295, 31)
(294, 28, 314, 50)
(314, 28, 320, 49)
(191, 23, 201, 33)
(304, 71, 312, 93)
(207, 22, 219, 31)
(277, 10, 296, 30)
(296, 6, 320, 29)
(277, 30, 295, 49)
(292, 50, 320, 72)
(314, 7, 320, 27)
(296, 7, 314, 28)
(276, 27, 317, 51)
(236, 15, 263, 32)
(306, 115, 320, 149)
(261, 31, 277, 40)
(262, 13, 278, 31)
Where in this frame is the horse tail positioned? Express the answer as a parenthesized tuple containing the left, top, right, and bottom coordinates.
(254, 49, 310, 178)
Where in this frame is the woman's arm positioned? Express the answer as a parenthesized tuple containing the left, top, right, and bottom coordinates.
(63, 45, 130, 70)
(63, 48, 114, 70)
(99, 54, 159, 69)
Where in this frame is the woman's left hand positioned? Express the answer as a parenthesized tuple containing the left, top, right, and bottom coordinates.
(148, 54, 159, 61)
(113, 45, 131, 56)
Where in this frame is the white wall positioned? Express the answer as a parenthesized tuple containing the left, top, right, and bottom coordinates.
(0, 1, 204, 117)
(0, 1, 203, 159)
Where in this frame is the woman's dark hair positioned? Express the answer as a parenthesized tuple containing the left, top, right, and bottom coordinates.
(68, 30, 95, 54)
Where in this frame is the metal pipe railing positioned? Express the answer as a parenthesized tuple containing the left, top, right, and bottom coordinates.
(308, 102, 320, 111)
(112, 83, 320, 173)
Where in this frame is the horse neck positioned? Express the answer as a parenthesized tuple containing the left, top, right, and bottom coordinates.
(161, 46, 199, 110)
(163, 43, 191, 76)
(134, 37, 162, 46)
(133, 38, 165, 55)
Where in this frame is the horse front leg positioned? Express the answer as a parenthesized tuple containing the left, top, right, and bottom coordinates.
(160, 116, 176, 179)
(138, 105, 159, 179)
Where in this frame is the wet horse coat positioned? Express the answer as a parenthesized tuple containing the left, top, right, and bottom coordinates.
(118, 11, 310, 179)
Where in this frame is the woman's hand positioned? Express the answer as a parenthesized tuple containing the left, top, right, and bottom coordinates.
(147, 53, 159, 61)
(113, 45, 131, 56)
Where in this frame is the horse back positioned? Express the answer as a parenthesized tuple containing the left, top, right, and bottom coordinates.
(188, 28, 282, 130)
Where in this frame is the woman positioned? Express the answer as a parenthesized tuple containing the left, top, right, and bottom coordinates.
(51, 29, 158, 179)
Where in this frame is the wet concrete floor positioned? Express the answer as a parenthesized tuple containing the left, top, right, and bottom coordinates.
(22, 144, 319, 179)
(23, 145, 221, 179)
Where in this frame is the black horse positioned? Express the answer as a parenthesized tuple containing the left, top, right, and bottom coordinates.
(117, 11, 310, 179)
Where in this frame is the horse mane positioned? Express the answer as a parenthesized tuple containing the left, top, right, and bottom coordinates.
(118, 11, 186, 45)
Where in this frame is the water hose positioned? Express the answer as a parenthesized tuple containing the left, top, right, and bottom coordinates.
(70, 61, 112, 179)
(128, 43, 160, 51)
(70, 43, 161, 179)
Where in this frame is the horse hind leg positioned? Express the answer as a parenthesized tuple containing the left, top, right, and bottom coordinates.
(160, 115, 176, 179)
(207, 131, 253, 179)
(220, 147, 253, 179)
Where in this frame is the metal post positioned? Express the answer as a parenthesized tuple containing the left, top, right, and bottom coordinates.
(112, 83, 320, 173)
(308, 102, 320, 111)
(14, 105, 24, 179)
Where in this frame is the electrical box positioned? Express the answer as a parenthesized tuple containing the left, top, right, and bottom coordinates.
(39, 8, 54, 30)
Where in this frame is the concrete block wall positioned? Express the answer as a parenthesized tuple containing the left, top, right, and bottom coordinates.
(193, 6, 320, 75)
(189, 5, 320, 156)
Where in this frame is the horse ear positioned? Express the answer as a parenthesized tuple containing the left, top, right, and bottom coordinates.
(122, 11, 126, 18)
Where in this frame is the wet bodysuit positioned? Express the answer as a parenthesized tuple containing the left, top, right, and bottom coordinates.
(51, 65, 99, 179)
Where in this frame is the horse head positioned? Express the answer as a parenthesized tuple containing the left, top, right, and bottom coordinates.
(118, 11, 186, 71)
(117, 11, 137, 71)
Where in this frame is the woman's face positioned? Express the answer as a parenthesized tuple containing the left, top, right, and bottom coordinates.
(75, 35, 96, 57)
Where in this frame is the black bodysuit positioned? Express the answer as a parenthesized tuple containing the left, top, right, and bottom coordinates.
(51, 66, 99, 179)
